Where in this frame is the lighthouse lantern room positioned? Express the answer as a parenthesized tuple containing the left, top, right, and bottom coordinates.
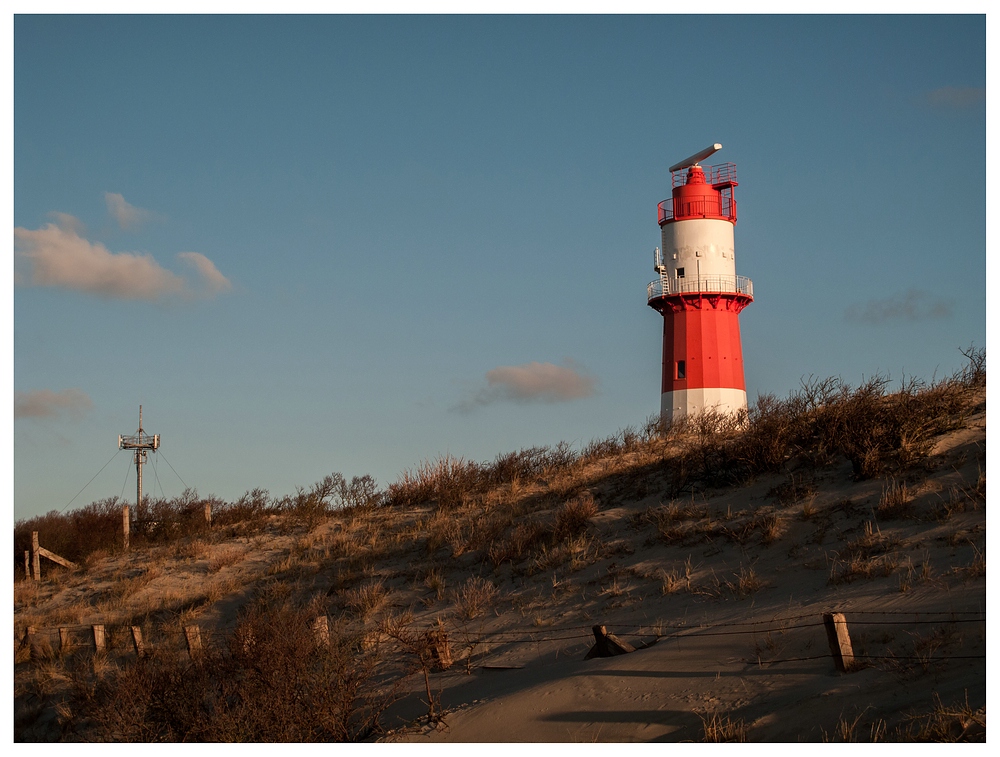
(647, 143, 753, 421)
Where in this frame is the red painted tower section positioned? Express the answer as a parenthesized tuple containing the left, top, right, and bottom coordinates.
(647, 144, 753, 420)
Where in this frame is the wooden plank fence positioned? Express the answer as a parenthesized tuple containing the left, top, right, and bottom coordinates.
(25, 532, 77, 581)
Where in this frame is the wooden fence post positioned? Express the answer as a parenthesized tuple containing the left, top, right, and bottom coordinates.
(32, 532, 40, 581)
(123, 504, 130, 551)
(585, 624, 636, 659)
(131, 626, 145, 658)
(823, 612, 855, 672)
(205, 501, 212, 528)
(25, 626, 39, 661)
(184, 625, 203, 659)
(24, 551, 30, 581)
(312, 616, 330, 648)
(427, 622, 452, 670)
(93, 625, 106, 654)
(59, 627, 71, 657)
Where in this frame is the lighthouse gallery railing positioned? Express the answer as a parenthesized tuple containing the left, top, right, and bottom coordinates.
(647, 274, 753, 302)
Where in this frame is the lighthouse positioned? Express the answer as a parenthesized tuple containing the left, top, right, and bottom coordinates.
(647, 143, 753, 421)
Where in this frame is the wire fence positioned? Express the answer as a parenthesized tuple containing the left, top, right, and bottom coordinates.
(17, 608, 986, 672)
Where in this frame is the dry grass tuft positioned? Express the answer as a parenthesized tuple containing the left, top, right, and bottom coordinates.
(658, 557, 693, 595)
(700, 710, 748, 742)
(877, 478, 913, 519)
(344, 580, 389, 620)
(452, 576, 499, 620)
(897, 692, 985, 741)
(828, 521, 901, 585)
(723, 566, 765, 599)
(823, 708, 886, 742)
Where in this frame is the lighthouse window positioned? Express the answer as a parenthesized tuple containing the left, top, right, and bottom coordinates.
(676, 267, 685, 278)
(676, 360, 686, 379)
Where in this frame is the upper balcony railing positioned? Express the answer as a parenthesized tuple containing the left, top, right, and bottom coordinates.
(671, 162, 737, 188)
(647, 273, 753, 302)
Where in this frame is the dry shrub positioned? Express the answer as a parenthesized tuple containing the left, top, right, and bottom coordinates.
(424, 511, 463, 554)
(208, 545, 247, 572)
(452, 576, 498, 620)
(74, 603, 398, 741)
(553, 492, 598, 541)
(533, 532, 599, 573)
(767, 474, 817, 506)
(487, 520, 548, 566)
(638, 501, 713, 546)
(385, 456, 484, 510)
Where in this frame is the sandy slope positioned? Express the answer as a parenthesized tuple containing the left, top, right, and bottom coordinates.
(383, 406, 986, 742)
(14, 400, 986, 742)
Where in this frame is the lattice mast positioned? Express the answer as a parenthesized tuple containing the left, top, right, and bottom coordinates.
(646, 143, 754, 421)
(118, 405, 160, 519)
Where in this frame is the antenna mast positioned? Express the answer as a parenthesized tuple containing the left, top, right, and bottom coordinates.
(118, 405, 160, 549)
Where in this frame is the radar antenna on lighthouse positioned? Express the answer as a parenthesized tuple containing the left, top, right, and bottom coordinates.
(668, 142, 723, 172)
(646, 143, 754, 421)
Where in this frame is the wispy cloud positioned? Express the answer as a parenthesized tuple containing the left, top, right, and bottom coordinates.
(923, 86, 985, 109)
(14, 214, 231, 301)
(104, 192, 158, 229)
(15, 388, 93, 421)
(455, 360, 596, 412)
(845, 289, 953, 325)
(179, 252, 233, 295)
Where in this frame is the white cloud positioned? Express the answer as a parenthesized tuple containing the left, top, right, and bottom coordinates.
(455, 360, 596, 412)
(14, 388, 93, 421)
(104, 192, 157, 229)
(14, 215, 231, 302)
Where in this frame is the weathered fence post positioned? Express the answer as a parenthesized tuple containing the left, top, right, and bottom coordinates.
(59, 627, 71, 657)
(32, 532, 40, 581)
(24, 551, 30, 581)
(184, 625, 203, 659)
(24, 626, 39, 661)
(93, 625, 106, 654)
(312, 615, 330, 648)
(131, 626, 145, 658)
(585, 624, 636, 659)
(427, 621, 453, 670)
(205, 501, 212, 528)
(823, 612, 855, 672)
(123, 504, 130, 551)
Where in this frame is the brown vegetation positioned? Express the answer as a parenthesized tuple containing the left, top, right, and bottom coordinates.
(13, 348, 986, 741)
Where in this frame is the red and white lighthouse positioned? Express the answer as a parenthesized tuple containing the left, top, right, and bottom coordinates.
(647, 143, 753, 421)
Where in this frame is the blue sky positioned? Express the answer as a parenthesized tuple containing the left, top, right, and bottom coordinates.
(11, 14, 986, 521)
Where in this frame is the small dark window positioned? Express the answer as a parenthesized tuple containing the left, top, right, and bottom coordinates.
(676, 360, 686, 379)
(676, 267, 685, 278)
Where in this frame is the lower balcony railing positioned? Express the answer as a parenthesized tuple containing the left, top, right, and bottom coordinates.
(647, 274, 753, 301)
